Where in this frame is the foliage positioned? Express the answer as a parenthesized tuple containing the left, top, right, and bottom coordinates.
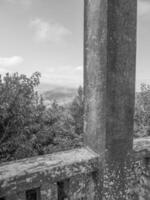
(134, 83, 150, 137)
(1, 71, 150, 163)
(69, 86, 84, 135)
(0, 72, 45, 161)
(0, 73, 83, 162)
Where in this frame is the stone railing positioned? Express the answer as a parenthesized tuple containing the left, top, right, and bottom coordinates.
(0, 137, 150, 200)
(0, 147, 99, 200)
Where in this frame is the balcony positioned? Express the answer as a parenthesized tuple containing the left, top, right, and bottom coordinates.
(0, 0, 145, 199)
(0, 137, 149, 200)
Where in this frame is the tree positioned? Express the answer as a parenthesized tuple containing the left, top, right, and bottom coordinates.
(69, 86, 84, 135)
(0, 74, 84, 162)
(134, 84, 150, 137)
(0, 72, 47, 161)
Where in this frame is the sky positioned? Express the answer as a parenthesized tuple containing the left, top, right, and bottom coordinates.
(0, 0, 149, 90)
(137, 0, 150, 90)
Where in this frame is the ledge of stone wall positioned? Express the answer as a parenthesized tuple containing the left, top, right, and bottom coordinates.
(0, 147, 99, 196)
(133, 137, 150, 159)
(1, 137, 150, 197)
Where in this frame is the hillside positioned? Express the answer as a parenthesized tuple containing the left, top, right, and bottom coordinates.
(41, 86, 77, 105)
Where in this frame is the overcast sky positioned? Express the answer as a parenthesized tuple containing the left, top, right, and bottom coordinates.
(0, 0, 149, 90)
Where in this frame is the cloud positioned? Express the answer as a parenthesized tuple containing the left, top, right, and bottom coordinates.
(0, 67, 8, 75)
(138, 0, 150, 16)
(0, 56, 24, 67)
(75, 65, 83, 71)
(41, 65, 83, 87)
(5, 0, 32, 6)
(30, 18, 71, 43)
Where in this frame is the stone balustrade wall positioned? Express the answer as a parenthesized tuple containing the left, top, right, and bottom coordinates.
(0, 137, 150, 200)
(0, 148, 99, 200)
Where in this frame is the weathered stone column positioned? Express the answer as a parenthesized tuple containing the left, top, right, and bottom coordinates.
(84, 0, 137, 199)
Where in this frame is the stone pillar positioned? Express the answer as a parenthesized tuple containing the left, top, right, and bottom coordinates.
(84, 0, 137, 199)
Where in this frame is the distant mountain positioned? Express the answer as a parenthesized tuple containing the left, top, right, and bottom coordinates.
(38, 84, 78, 105)
(36, 83, 62, 93)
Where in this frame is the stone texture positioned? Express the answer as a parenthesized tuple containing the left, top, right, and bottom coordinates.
(3, 191, 25, 200)
(0, 138, 150, 199)
(41, 182, 57, 200)
(85, 172, 97, 200)
(0, 147, 99, 198)
(84, 0, 137, 199)
(69, 174, 86, 199)
(134, 137, 150, 158)
(132, 137, 150, 200)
